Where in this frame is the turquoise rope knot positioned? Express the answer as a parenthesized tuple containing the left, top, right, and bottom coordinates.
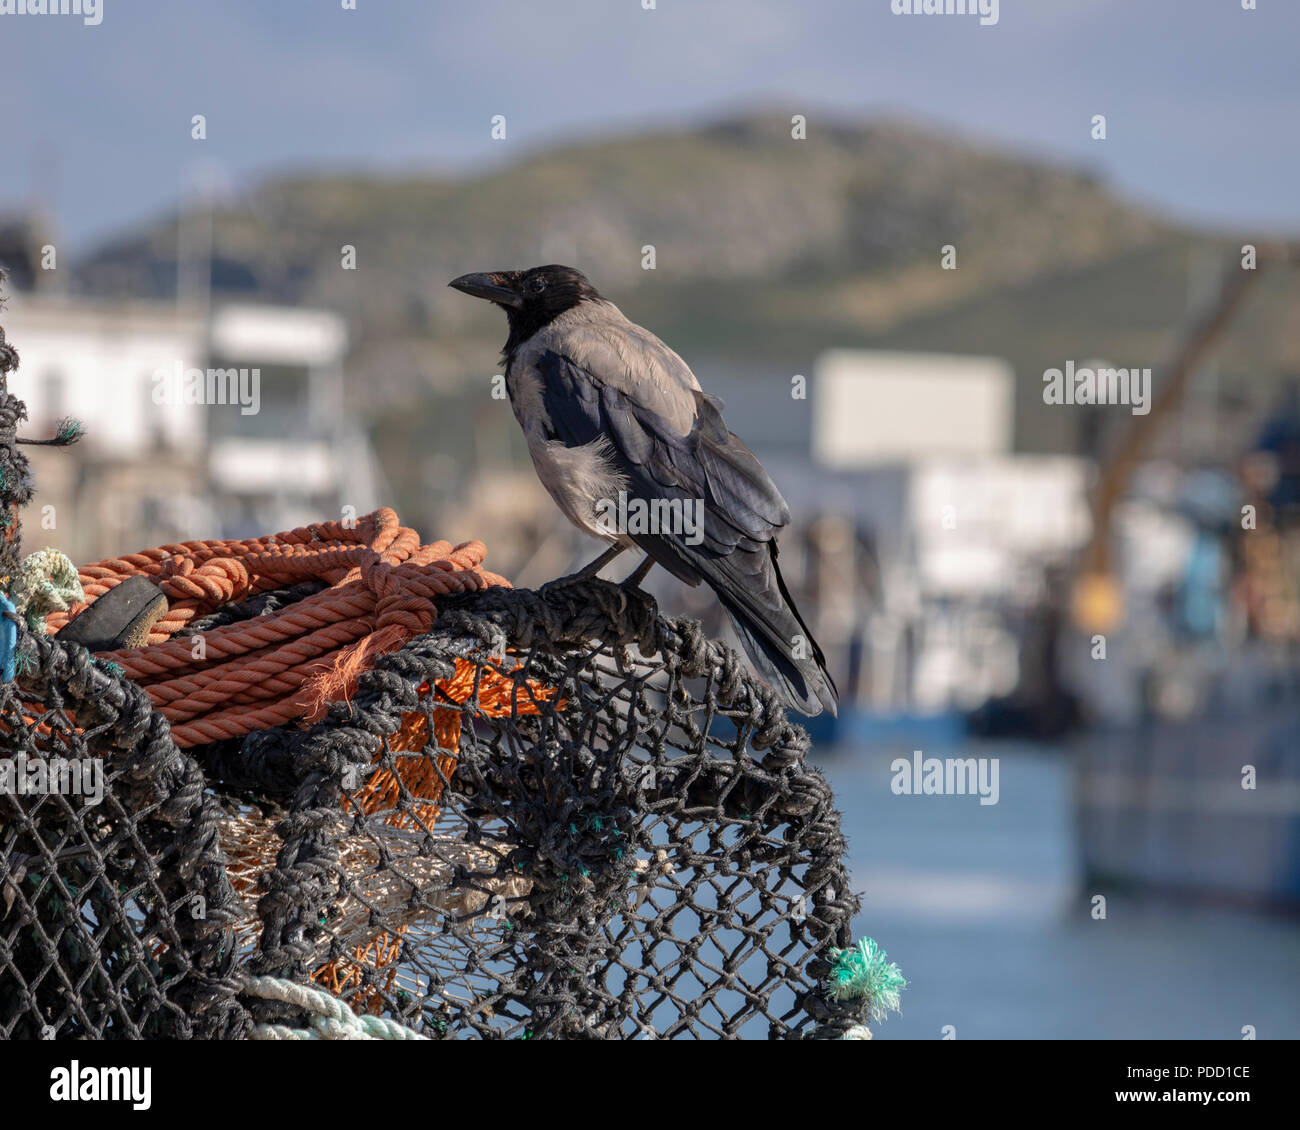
(825, 937, 906, 1024)
(0, 594, 17, 682)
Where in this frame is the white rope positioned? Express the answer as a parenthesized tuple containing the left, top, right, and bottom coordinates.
(242, 975, 429, 1041)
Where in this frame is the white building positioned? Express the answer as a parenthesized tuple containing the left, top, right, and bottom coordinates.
(204, 302, 385, 539)
(2, 290, 382, 562)
(788, 349, 1093, 714)
(7, 293, 206, 455)
(813, 349, 1015, 467)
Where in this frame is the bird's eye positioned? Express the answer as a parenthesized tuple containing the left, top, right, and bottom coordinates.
(527, 275, 548, 294)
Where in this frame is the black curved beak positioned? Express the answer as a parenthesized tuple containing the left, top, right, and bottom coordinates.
(448, 272, 524, 309)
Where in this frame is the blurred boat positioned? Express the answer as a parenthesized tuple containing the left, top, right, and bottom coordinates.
(1073, 698, 1300, 907)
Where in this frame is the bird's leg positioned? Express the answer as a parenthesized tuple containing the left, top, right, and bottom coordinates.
(568, 543, 627, 581)
(622, 554, 655, 591)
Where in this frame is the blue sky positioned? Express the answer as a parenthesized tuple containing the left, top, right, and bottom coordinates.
(1, 0, 1296, 251)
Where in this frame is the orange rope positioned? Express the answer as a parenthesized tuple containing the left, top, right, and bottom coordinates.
(39, 506, 564, 1005)
(42, 508, 512, 747)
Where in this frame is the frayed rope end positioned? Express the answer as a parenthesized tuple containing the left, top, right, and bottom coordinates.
(825, 937, 906, 1024)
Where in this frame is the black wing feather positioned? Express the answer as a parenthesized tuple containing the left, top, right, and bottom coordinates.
(535, 347, 837, 714)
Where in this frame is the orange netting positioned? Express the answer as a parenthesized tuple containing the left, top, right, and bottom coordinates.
(41, 507, 514, 747)
(312, 668, 561, 1006)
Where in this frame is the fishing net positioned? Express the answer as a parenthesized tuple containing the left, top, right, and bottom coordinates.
(0, 313, 879, 1041)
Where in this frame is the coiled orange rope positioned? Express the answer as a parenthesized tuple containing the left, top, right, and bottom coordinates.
(42, 508, 512, 747)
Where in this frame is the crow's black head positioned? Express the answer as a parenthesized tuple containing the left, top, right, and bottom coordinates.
(449, 265, 602, 355)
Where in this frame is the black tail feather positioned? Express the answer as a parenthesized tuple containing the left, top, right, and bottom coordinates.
(721, 601, 838, 717)
(634, 531, 838, 717)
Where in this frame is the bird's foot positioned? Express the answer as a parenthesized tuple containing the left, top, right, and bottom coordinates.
(562, 543, 628, 583)
(620, 554, 655, 593)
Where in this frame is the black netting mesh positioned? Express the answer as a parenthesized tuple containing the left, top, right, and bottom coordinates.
(2, 583, 862, 1039)
(0, 308, 867, 1041)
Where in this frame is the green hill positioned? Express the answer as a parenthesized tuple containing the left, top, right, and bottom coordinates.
(71, 111, 1298, 504)
(76, 112, 1168, 340)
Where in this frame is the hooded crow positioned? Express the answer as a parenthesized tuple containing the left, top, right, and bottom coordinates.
(449, 265, 838, 717)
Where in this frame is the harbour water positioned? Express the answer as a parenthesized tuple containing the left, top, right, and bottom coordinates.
(820, 742, 1300, 1040)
